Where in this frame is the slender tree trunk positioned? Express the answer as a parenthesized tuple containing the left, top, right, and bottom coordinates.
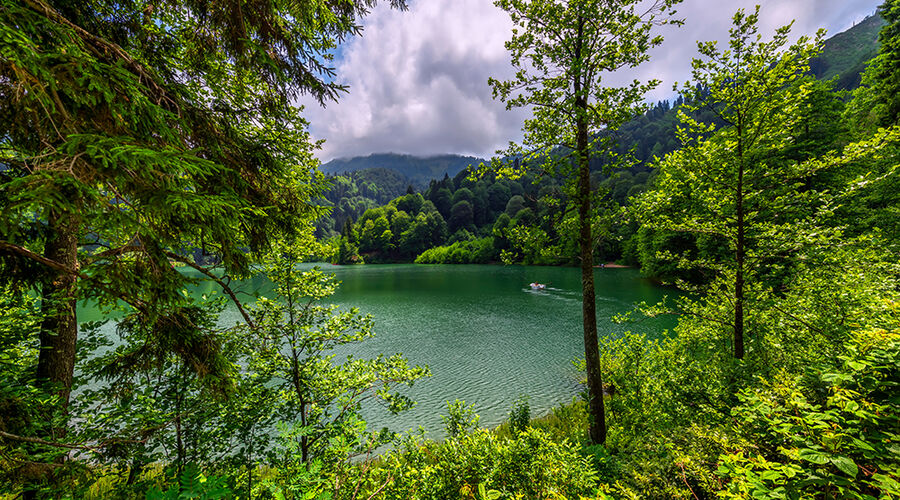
(247, 426, 254, 499)
(734, 134, 746, 360)
(573, 17, 606, 443)
(36, 210, 80, 418)
(175, 366, 186, 479)
(300, 396, 309, 463)
(577, 125, 606, 445)
(291, 354, 310, 463)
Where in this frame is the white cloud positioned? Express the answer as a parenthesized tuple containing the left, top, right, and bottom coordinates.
(301, 0, 883, 161)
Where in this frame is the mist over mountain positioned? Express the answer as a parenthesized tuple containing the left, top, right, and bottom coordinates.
(321, 153, 485, 191)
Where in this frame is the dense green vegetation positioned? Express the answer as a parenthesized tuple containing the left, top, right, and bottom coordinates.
(1, 0, 899, 499)
(318, 101, 697, 267)
(316, 13, 884, 271)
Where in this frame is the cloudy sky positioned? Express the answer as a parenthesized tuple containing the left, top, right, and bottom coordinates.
(299, 0, 883, 162)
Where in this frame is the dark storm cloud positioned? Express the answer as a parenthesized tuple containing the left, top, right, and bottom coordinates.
(301, 0, 882, 161)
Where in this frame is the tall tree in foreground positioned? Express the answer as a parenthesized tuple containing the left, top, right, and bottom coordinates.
(0, 0, 405, 489)
(0, 0, 404, 410)
(638, 8, 823, 360)
(488, 0, 681, 444)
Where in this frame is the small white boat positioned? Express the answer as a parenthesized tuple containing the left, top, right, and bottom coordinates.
(529, 282, 546, 290)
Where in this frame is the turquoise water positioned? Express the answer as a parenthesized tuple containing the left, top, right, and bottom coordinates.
(83, 264, 675, 439)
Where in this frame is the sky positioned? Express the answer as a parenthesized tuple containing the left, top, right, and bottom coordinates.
(299, 0, 883, 162)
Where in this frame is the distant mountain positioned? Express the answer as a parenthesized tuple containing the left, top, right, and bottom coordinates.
(810, 12, 885, 90)
(321, 153, 485, 191)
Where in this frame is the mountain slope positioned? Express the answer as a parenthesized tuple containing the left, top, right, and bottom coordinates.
(321, 153, 485, 191)
(810, 12, 886, 90)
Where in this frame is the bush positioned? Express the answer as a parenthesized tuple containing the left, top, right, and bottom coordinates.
(716, 326, 900, 499)
(442, 399, 480, 438)
(508, 395, 530, 434)
(341, 428, 599, 499)
(415, 237, 496, 264)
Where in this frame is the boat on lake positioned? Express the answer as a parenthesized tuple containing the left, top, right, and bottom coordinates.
(529, 282, 546, 290)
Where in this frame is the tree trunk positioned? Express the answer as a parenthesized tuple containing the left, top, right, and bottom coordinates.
(577, 131, 607, 446)
(573, 14, 606, 446)
(734, 133, 746, 360)
(36, 210, 80, 417)
(175, 366, 186, 479)
(300, 397, 309, 463)
(247, 427, 254, 499)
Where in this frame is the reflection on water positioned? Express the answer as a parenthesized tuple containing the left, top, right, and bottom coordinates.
(80, 264, 676, 439)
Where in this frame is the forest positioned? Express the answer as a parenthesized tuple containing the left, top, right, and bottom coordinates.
(1, 0, 898, 499)
(315, 12, 887, 271)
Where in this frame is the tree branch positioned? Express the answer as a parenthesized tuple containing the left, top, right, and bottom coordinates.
(163, 251, 256, 328)
(0, 430, 102, 454)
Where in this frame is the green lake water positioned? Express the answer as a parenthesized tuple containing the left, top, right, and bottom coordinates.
(83, 264, 675, 439)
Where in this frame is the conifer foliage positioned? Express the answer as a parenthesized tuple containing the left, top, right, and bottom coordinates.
(0, 0, 404, 491)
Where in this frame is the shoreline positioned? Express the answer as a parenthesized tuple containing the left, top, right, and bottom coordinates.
(595, 262, 630, 268)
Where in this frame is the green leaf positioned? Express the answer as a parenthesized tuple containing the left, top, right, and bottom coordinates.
(873, 474, 900, 492)
(798, 448, 829, 464)
(851, 438, 876, 452)
(830, 456, 858, 478)
(847, 360, 866, 371)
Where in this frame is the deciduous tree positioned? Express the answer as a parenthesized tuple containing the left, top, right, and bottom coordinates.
(489, 0, 681, 444)
(246, 242, 429, 464)
(638, 8, 824, 360)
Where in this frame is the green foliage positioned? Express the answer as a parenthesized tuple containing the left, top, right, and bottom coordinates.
(345, 427, 599, 499)
(146, 464, 231, 500)
(507, 395, 531, 435)
(245, 241, 430, 465)
(582, 226, 900, 498)
(809, 12, 885, 89)
(333, 219, 364, 265)
(3, 1, 900, 498)
(638, 7, 828, 359)
(414, 238, 496, 264)
(312, 16, 882, 267)
(0, 0, 408, 490)
(862, 0, 900, 126)
(442, 400, 481, 438)
(717, 325, 900, 499)
(449, 200, 476, 234)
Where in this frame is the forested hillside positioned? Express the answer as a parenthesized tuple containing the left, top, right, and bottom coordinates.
(810, 12, 886, 89)
(318, 12, 885, 263)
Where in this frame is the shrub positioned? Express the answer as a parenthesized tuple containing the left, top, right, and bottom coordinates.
(341, 428, 599, 499)
(716, 326, 900, 499)
(442, 400, 481, 438)
(508, 395, 531, 435)
(415, 238, 496, 264)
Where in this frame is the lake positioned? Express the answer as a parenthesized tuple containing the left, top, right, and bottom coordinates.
(83, 264, 675, 440)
